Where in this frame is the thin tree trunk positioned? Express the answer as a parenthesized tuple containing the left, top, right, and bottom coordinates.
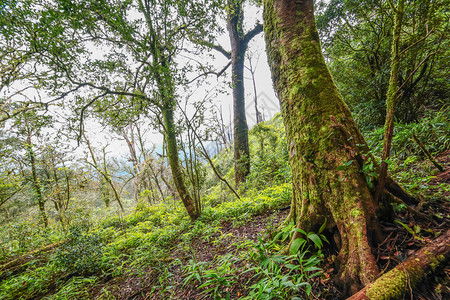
(122, 125, 141, 200)
(84, 134, 124, 211)
(226, 0, 263, 186)
(412, 133, 444, 171)
(228, 14, 250, 185)
(375, 0, 405, 203)
(26, 130, 48, 227)
(179, 105, 241, 200)
(246, 55, 262, 124)
(161, 105, 200, 220)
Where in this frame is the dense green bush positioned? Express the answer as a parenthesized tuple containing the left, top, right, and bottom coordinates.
(54, 227, 104, 276)
(247, 114, 291, 189)
(365, 108, 449, 159)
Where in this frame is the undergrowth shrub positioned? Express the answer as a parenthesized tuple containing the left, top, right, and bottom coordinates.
(45, 276, 97, 300)
(244, 221, 327, 299)
(201, 183, 292, 222)
(366, 108, 449, 159)
(54, 227, 104, 276)
(0, 219, 59, 260)
(0, 263, 61, 300)
(247, 116, 290, 189)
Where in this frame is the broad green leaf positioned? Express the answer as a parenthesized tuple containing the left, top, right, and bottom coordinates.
(307, 233, 323, 248)
(293, 228, 307, 236)
(290, 238, 306, 254)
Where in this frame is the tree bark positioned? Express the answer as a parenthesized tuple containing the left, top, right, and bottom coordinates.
(161, 105, 200, 221)
(226, 0, 263, 186)
(264, 0, 383, 293)
(375, 0, 405, 204)
(26, 129, 48, 228)
(348, 229, 450, 300)
(227, 0, 250, 186)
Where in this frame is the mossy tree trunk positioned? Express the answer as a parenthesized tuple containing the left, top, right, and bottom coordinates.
(348, 229, 450, 300)
(153, 59, 200, 220)
(264, 0, 384, 293)
(161, 102, 200, 221)
(138, 0, 200, 220)
(375, 0, 405, 204)
(26, 127, 48, 228)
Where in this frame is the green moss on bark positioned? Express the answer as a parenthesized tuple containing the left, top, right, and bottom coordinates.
(264, 0, 383, 293)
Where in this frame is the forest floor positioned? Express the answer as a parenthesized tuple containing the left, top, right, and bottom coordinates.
(89, 209, 290, 300)
(1, 153, 448, 300)
(87, 152, 450, 300)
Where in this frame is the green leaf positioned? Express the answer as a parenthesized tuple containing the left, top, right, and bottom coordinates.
(293, 228, 307, 236)
(290, 238, 306, 254)
(261, 258, 270, 268)
(318, 217, 327, 234)
(282, 280, 295, 288)
(305, 283, 312, 295)
(307, 233, 323, 248)
(285, 263, 299, 270)
(271, 255, 286, 263)
(273, 231, 283, 242)
(303, 266, 321, 272)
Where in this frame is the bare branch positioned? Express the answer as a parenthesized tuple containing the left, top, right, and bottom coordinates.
(186, 61, 231, 84)
(193, 39, 231, 59)
(243, 23, 263, 46)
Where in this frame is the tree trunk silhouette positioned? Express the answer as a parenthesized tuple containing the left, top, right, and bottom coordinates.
(227, 0, 263, 186)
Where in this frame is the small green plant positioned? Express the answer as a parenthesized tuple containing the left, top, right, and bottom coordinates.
(199, 255, 237, 300)
(244, 222, 327, 299)
(182, 254, 237, 299)
(46, 276, 97, 300)
(182, 259, 208, 286)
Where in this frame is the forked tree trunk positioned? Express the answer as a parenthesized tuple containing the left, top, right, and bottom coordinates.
(227, 0, 251, 186)
(264, 0, 382, 293)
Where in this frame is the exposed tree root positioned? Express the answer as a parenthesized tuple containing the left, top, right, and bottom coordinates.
(347, 229, 450, 300)
(385, 192, 432, 222)
(0, 240, 67, 279)
(385, 177, 419, 205)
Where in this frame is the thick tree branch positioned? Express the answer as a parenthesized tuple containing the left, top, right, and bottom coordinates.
(193, 39, 231, 59)
(243, 23, 263, 46)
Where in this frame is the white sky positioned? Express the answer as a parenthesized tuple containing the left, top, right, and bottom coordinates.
(80, 3, 280, 159)
(3, 2, 280, 161)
